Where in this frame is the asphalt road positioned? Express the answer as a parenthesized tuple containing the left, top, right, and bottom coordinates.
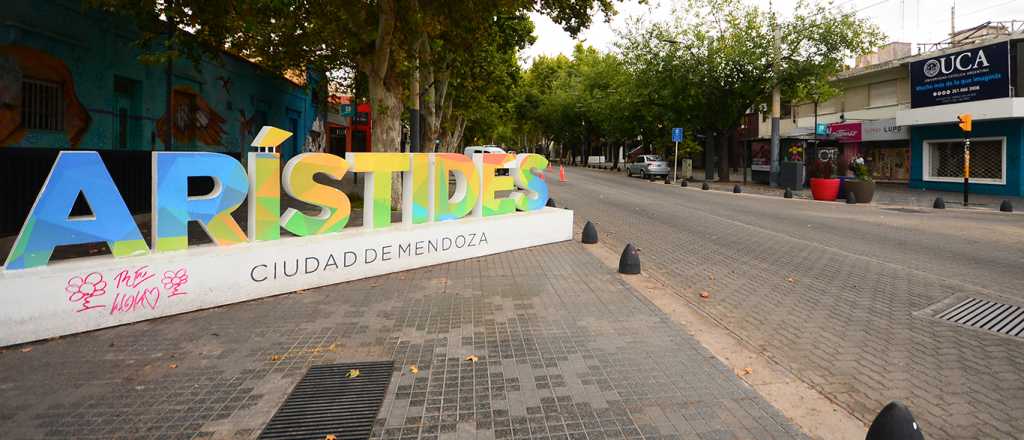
(548, 166, 1024, 439)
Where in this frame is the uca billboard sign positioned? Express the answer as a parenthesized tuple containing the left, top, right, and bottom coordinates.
(910, 41, 1011, 109)
(0, 127, 572, 346)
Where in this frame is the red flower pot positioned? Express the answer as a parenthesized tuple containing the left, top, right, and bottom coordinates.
(809, 178, 840, 201)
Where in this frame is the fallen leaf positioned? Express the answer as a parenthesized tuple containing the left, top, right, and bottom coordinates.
(786, 277, 797, 284)
(168, 363, 178, 369)
(346, 369, 361, 379)
(699, 291, 710, 299)
(743, 367, 753, 375)
(409, 364, 420, 374)
(20, 347, 32, 353)
(464, 354, 479, 362)
(327, 343, 338, 352)
(270, 355, 285, 362)
(708, 274, 715, 281)
(326, 434, 337, 440)
(311, 347, 322, 354)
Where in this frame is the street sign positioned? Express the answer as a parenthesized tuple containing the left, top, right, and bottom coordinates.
(671, 127, 684, 143)
(815, 122, 827, 136)
(671, 128, 684, 182)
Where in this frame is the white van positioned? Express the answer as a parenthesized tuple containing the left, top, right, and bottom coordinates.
(463, 145, 507, 157)
(464, 145, 510, 175)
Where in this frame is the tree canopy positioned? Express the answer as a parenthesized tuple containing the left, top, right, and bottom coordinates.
(520, 0, 883, 174)
(90, 0, 619, 153)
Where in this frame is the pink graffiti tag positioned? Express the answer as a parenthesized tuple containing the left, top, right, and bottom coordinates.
(65, 267, 193, 315)
(66, 272, 108, 312)
(110, 287, 160, 315)
(113, 266, 156, 289)
(161, 268, 189, 297)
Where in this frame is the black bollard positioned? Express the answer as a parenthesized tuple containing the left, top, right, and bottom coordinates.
(866, 401, 925, 440)
(581, 221, 599, 244)
(618, 243, 641, 274)
(784, 188, 793, 199)
(733, 184, 742, 194)
(1000, 200, 1014, 212)
(933, 197, 945, 209)
(664, 174, 672, 184)
(846, 191, 857, 204)
(701, 182, 710, 190)
(680, 180, 689, 187)
(546, 198, 556, 208)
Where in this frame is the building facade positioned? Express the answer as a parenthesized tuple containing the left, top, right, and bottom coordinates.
(0, 0, 333, 235)
(898, 37, 1024, 196)
(750, 33, 1024, 196)
(1, 0, 322, 160)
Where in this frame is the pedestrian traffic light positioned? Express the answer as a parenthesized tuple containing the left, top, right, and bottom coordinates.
(958, 114, 972, 132)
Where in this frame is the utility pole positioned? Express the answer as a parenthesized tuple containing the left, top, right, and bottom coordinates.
(769, 23, 782, 187)
(950, 4, 955, 37)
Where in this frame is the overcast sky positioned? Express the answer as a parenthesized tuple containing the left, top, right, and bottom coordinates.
(522, 0, 1024, 64)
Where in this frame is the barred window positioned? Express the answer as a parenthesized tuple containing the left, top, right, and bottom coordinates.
(22, 78, 63, 131)
(925, 138, 1004, 183)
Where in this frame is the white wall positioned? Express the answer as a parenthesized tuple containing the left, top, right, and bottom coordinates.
(0, 208, 574, 346)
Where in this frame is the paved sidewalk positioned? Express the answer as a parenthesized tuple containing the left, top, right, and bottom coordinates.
(576, 165, 1023, 210)
(0, 240, 806, 439)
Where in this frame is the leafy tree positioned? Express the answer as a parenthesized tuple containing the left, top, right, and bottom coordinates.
(90, 0, 619, 154)
(608, 0, 882, 179)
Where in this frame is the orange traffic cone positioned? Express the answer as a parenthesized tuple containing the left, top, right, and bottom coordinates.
(559, 165, 567, 183)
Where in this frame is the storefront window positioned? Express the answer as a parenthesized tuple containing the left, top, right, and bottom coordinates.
(924, 138, 1005, 184)
(863, 142, 910, 181)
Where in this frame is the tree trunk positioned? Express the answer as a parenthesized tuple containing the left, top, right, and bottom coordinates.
(718, 132, 731, 182)
(704, 134, 715, 181)
(367, 77, 402, 152)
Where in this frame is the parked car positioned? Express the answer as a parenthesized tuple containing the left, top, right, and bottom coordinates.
(625, 155, 670, 179)
(464, 145, 510, 175)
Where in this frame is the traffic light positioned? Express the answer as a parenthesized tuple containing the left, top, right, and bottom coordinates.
(958, 114, 972, 132)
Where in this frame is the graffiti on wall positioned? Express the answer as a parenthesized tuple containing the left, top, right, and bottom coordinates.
(156, 85, 226, 146)
(65, 265, 190, 315)
(0, 45, 92, 147)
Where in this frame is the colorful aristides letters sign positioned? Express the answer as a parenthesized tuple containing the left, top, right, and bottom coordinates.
(0, 127, 573, 346)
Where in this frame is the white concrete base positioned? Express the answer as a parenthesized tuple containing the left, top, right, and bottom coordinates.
(0, 208, 573, 346)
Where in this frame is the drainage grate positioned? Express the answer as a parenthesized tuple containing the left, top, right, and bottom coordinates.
(937, 297, 1024, 338)
(259, 361, 394, 440)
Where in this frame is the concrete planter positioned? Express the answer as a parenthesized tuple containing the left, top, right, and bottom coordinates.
(810, 178, 840, 201)
(844, 179, 875, 203)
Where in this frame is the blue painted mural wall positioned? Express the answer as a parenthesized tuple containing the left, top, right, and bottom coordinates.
(0, 0, 320, 161)
(910, 119, 1024, 196)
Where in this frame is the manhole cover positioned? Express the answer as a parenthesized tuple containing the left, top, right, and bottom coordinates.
(936, 297, 1024, 339)
(259, 361, 394, 440)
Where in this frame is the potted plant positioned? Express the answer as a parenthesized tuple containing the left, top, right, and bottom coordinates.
(809, 159, 840, 201)
(779, 144, 805, 190)
(844, 156, 875, 203)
